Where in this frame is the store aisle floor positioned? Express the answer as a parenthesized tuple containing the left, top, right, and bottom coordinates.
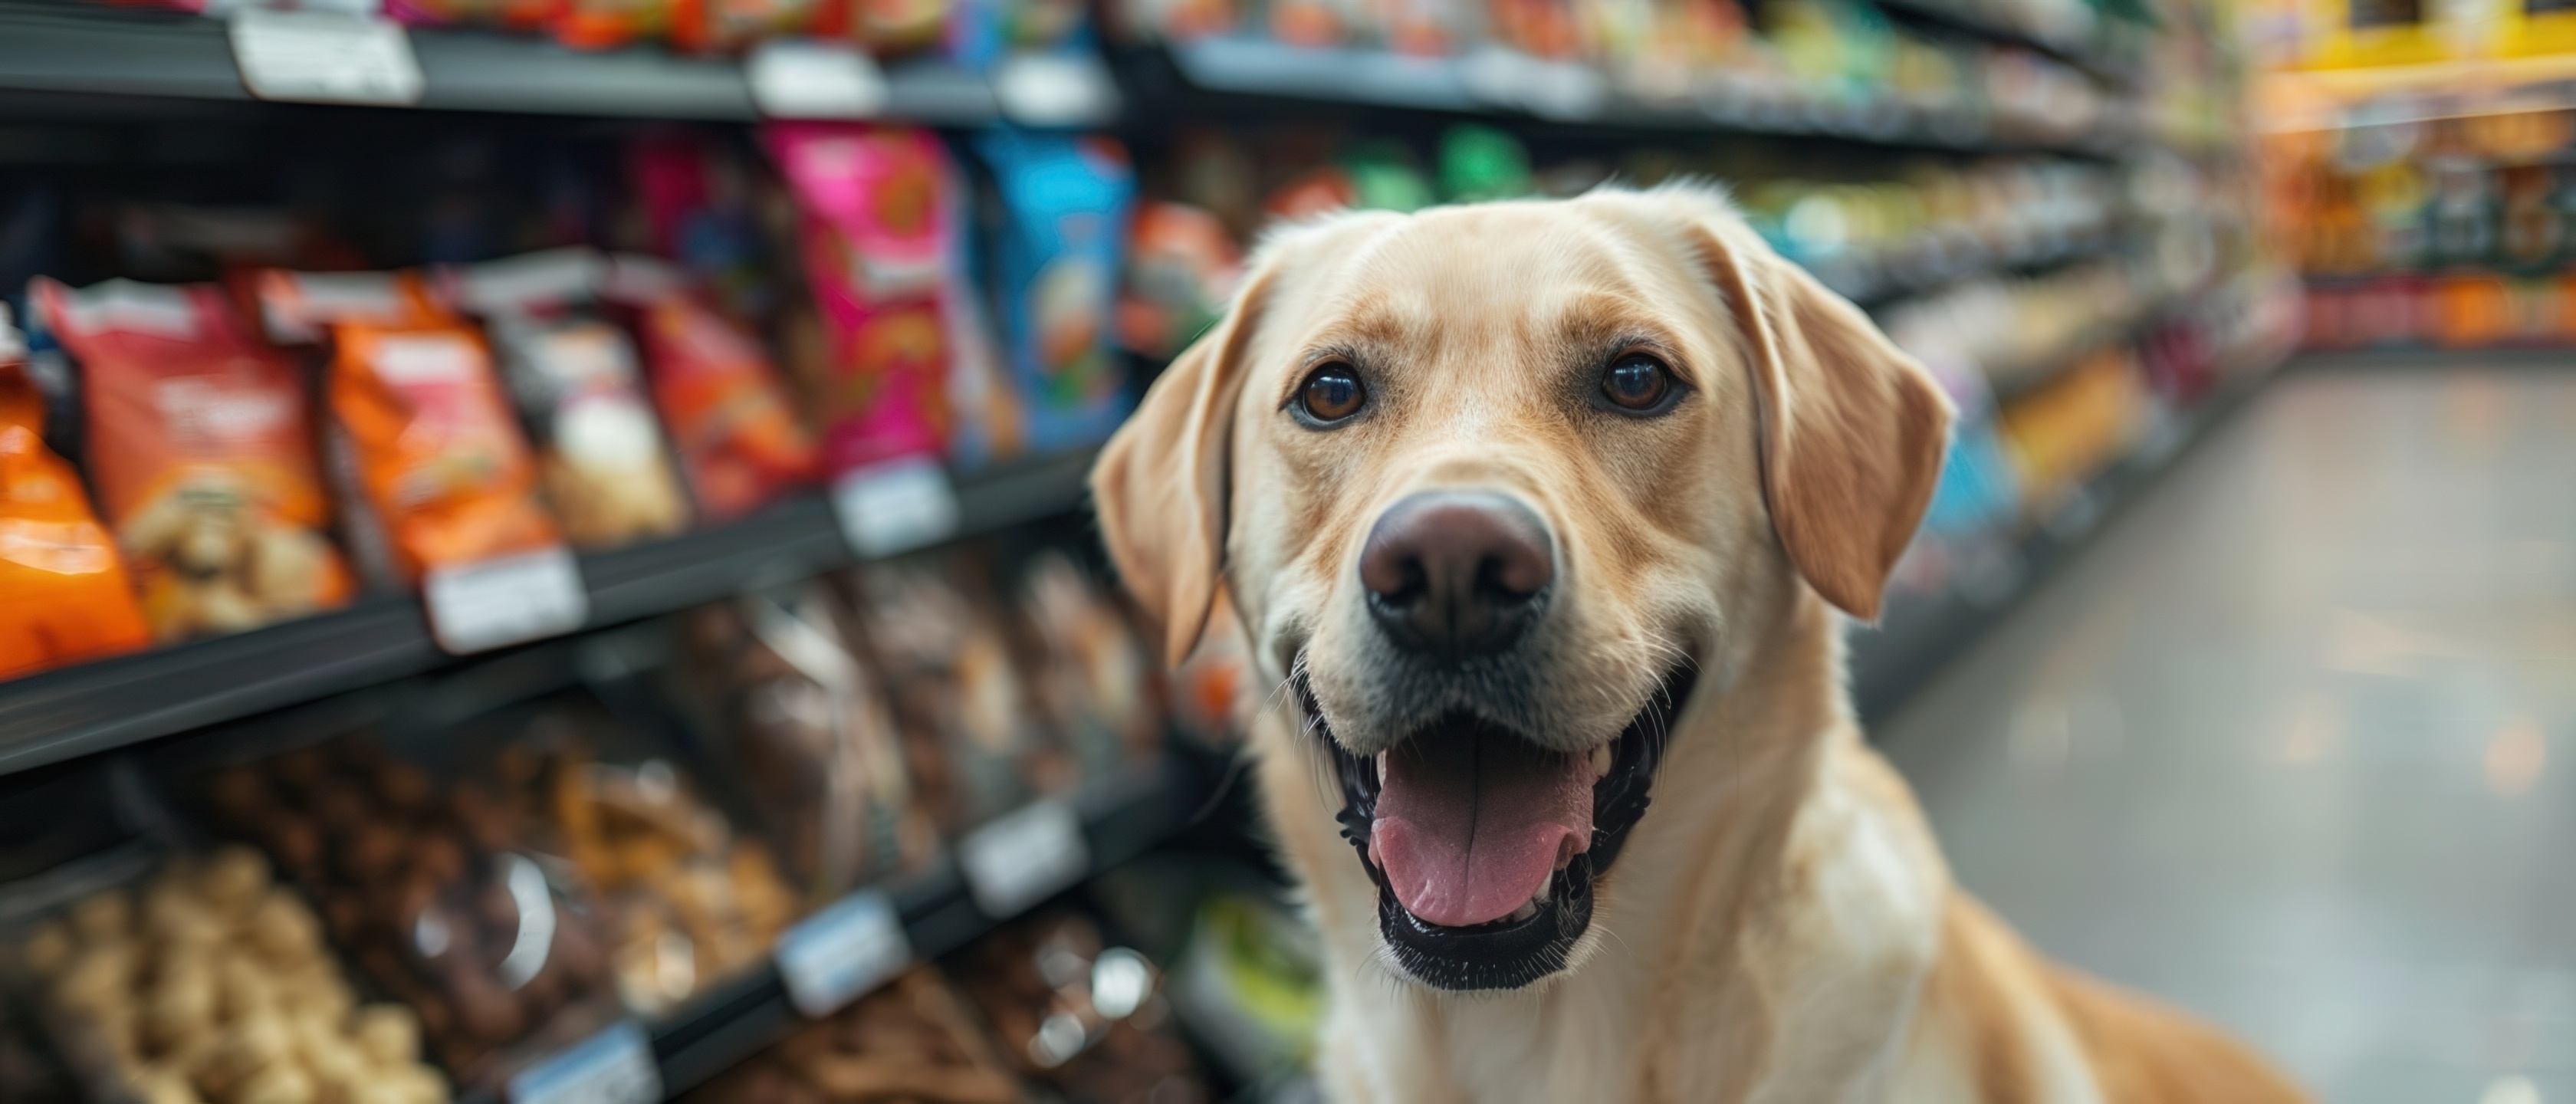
(1875, 362, 2576, 1104)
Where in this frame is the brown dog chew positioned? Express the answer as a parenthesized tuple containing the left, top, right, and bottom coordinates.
(1091, 185, 2308, 1102)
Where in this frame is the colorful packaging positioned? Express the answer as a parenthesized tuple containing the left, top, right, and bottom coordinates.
(622, 271, 820, 523)
(628, 132, 781, 323)
(261, 270, 564, 584)
(766, 124, 957, 474)
(971, 130, 1137, 453)
(0, 304, 150, 680)
(551, 0, 676, 49)
(32, 278, 355, 643)
(671, 0, 816, 50)
(1438, 125, 1533, 202)
(449, 250, 693, 551)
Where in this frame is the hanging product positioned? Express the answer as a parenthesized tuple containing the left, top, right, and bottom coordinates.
(0, 304, 150, 680)
(31, 278, 356, 644)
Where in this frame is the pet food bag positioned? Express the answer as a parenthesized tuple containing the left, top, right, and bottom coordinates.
(0, 304, 150, 680)
(260, 270, 565, 585)
(610, 257, 820, 523)
(852, 553, 1055, 833)
(1017, 550, 1161, 778)
(446, 248, 693, 552)
(971, 130, 1136, 453)
(766, 123, 957, 474)
(32, 278, 355, 643)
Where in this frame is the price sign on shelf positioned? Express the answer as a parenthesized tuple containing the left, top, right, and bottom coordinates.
(774, 888, 912, 1017)
(422, 546, 590, 656)
(958, 798, 1089, 919)
(508, 1021, 659, 1104)
(747, 38, 889, 119)
(227, 8, 424, 107)
(993, 52, 1122, 127)
(831, 456, 961, 559)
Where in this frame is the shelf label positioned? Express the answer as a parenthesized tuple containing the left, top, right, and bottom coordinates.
(993, 51, 1122, 127)
(748, 39, 889, 119)
(774, 888, 911, 1017)
(508, 1021, 659, 1104)
(423, 546, 590, 656)
(831, 456, 959, 559)
(228, 9, 424, 107)
(958, 797, 1089, 919)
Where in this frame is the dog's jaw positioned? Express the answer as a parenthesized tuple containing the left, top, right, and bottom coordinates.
(1302, 661, 1697, 991)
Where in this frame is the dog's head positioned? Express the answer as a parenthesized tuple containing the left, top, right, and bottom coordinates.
(1092, 185, 1951, 991)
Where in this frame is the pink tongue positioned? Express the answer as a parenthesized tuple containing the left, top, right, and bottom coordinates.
(1367, 727, 1594, 928)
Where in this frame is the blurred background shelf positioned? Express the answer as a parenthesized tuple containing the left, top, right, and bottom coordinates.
(0, 449, 1098, 776)
(1135, 37, 2134, 155)
(0, 0, 1000, 123)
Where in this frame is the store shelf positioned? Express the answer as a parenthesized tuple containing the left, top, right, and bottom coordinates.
(1141, 38, 2129, 155)
(0, 448, 1100, 777)
(639, 752, 1206, 1098)
(1834, 225, 2124, 307)
(1873, 0, 2138, 86)
(1848, 343, 2272, 721)
(0, 0, 998, 123)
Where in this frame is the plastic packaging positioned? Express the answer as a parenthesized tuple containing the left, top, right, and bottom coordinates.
(11, 848, 452, 1104)
(970, 131, 1137, 453)
(674, 585, 938, 905)
(617, 264, 819, 523)
(32, 278, 355, 643)
(1115, 201, 1241, 360)
(767, 123, 958, 472)
(448, 250, 693, 551)
(951, 912, 1209, 1103)
(1016, 550, 1160, 778)
(852, 554, 1053, 833)
(0, 304, 150, 681)
(677, 965, 1019, 1103)
(259, 270, 565, 586)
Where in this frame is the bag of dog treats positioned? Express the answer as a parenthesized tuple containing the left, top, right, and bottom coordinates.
(1017, 549, 1161, 777)
(765, 123, 955, 473)
(970, 130, 1136, 453)
(446, 249, 692, 551)
(32, 278, 354, 643)
(260, 270, 564, 585)
(0, 304, 150, 680)
(607, 256, 819, 523)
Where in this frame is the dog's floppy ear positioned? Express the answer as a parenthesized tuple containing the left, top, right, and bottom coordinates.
(1692, 217, 1953, 622)
(1092, 268, 1275, 668)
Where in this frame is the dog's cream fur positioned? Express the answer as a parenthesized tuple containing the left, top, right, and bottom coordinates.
(1092, 186, 2307, 1103)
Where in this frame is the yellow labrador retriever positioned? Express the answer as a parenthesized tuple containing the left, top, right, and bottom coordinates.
(1091, 185, 2305, 1103)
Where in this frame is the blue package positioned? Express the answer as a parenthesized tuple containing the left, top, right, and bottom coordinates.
(969, 129, 1135, 455)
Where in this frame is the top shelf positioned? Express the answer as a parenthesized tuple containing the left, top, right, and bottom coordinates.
(0, 0, 1004, 123)
(1142, 38, 2137, 157)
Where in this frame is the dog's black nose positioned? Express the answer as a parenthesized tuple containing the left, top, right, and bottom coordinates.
(1360, 491, 1554, 656)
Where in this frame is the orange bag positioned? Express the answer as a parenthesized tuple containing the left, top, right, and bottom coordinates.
(33, 278, 354, 643)
(0, 304, 150, 679)
(261, 271, 564, 583)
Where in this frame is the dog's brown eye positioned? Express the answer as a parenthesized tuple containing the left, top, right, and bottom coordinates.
(1299, 363, 1366, 424)
(1602, 353, 1672, 411)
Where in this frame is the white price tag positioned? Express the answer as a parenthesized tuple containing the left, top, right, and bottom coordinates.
(422, 546, 590, 655)
(832, 457, 960, 559)
(774, 888, 912, 1017)
(228, 9, 424, 107)
(958, 798, 1089, 919)
(748, 38, 889, 119)
(508, 1021, 660, 1104)
(993, 52, 1122, 127)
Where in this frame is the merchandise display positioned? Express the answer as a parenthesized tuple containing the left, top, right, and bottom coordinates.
(0, 0, 2293, 1096)
(8, 847, 449, 1104)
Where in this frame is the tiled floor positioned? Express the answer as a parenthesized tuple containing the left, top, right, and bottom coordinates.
(1876, 363, 2576, 1103)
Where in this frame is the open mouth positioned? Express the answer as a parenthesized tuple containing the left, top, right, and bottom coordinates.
(1302, 662, 1698, 991)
